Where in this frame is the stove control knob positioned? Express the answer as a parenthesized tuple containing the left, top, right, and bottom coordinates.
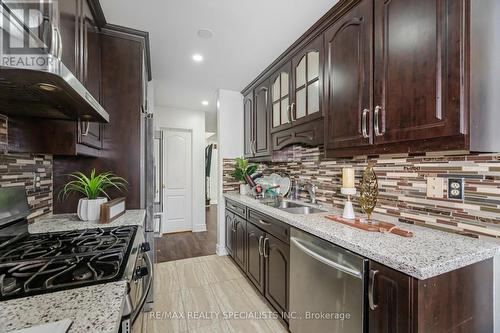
(135, 266, 149, 280)
(141, 242, 151, 252)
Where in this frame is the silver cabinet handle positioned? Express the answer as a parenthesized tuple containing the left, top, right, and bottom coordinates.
(362, 108, 370, 138)
(368, 269, 379, 310)
(232, 218, 238, 232)
(374, 106, 384, 136)
(81, 121, 90, 136)
(258, 219, 271, 226)
(263, 237, 269, 258)
(290, 103, 296, 121)
(287, 105, 292, 123)
(258, 236, 264, 256)
(290, 237, 363, 279)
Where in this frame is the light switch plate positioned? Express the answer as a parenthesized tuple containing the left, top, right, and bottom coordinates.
(427, 177, 444, 198)
(448, 178, 464, 200)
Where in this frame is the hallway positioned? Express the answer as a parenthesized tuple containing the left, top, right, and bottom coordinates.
(155, 205, 217, 263)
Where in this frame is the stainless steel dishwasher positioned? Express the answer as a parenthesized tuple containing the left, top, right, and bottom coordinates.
(289, 228, 368, 333)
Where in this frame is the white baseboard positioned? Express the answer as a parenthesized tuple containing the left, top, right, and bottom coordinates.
(216, 243, 228, 256)
(192, 224, 207, 232)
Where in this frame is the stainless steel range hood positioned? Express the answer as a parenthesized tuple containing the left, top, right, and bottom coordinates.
(0, 2, 109, 123)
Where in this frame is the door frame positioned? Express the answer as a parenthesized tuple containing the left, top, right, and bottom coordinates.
(160, 127, 194, 234)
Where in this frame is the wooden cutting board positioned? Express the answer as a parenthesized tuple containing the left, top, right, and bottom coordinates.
(325, 215, 414, 237)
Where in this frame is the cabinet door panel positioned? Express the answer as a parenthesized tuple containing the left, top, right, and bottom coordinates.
(324, 0, 373, 150)
(373, 0, 465, 144)
(233, 216, 246, 271)
(369, 261, 413, 333)
(254, 81, 270, 157)
(265, 234, 289, 318)
(225, 210, 234, 256)
(58, 0, 79, 75)
(246, 223, 265, 293)
(270, 63, 293, 133)
(243, 93, 254, 158)
(291, 35, 323, 125)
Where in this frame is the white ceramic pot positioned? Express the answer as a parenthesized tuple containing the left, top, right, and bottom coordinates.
(77, 197, 108, 221)
(239, 184, 249, 195)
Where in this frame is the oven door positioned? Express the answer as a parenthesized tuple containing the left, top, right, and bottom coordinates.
(121, 251, 153, 333)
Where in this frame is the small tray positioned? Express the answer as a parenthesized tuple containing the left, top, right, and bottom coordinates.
(325, 215, 414, 237)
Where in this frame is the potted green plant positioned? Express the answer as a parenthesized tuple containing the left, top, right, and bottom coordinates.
(231, 157, 257, 195)
(60, 169, 128, 221)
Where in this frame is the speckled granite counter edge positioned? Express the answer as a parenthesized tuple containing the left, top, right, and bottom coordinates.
(224, 193, 500, 280)
(29, 209, 146, 234)
(2, 281, 127, 333)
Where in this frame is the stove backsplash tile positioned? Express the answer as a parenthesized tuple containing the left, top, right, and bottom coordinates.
(223, 145, 500, 240)
(0, 153, 53, 221)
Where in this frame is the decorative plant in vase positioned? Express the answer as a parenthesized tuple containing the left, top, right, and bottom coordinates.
(60, 169, 128, 221)
(231, 157, 257, 195)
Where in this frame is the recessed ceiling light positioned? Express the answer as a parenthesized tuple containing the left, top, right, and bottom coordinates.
(197, 29, 214, 39)
(192, 54, 204, 62)
(201, 100, 209, 106)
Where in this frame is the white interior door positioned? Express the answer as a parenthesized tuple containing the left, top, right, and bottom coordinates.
(162, 129, 192, 233)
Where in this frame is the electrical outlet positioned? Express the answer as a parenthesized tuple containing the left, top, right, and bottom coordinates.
(427, 177, 444, 198)
(448, 178, 464, 200)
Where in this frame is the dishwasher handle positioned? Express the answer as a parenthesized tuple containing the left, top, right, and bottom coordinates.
(291, 237, 363, 279)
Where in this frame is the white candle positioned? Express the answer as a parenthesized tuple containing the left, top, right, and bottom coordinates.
(342, 168, 355, 188)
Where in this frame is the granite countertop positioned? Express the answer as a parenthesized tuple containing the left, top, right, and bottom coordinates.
(224, 193, 500, 280)
(1, 281, 127, 333)
(1, 210, 146, 333)
(29, 209, 146, 234)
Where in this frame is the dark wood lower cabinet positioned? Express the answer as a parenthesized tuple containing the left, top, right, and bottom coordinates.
(225, 210, 235, 256)
(369, 261, 413, 333)
(246, 222, 265, 293)
(233, 216, 246, 271)
(264, 234, 290, 319)
(369, 259, 493, 333)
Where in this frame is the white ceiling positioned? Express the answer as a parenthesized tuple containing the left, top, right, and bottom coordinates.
(100, 0, 339, 113)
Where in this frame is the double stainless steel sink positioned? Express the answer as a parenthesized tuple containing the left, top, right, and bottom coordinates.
(262, 200, 327, 215)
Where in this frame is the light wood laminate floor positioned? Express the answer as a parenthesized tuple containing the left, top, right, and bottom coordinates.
(144, 254, 288, 333)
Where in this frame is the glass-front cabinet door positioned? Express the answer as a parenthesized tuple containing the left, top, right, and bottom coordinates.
(270, 62, 292, 133)
(291, 35, 323, 125)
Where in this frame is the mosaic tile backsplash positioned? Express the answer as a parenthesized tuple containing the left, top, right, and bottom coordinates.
(0, 116, 53, 220)
(223, 146, 500, 240)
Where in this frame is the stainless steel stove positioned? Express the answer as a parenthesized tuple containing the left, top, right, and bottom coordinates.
(0, 187, 152, 333)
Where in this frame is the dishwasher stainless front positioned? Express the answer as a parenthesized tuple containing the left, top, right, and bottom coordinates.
(289, 228, 368, 333)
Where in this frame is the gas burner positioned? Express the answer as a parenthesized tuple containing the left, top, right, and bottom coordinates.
(0, 225, 137, 301)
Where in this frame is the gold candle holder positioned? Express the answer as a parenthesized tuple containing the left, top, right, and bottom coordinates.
(359, 161, 378, 221)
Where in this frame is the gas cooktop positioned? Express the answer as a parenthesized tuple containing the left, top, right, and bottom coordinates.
(0, 225, 137, 301)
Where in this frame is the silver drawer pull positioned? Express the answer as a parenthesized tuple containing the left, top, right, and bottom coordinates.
(259, 219, 271, 226)
(291, 237, 363, 279)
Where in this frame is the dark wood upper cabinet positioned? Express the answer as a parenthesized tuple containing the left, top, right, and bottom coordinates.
(264, 234, 290, 318)
(254, 80, 271, 157)
(58, 0, 79, 75)
(233, 216, 247, 271)
(290, 35, 324, 126)
(324, 0, 373, 150)
(78, 0, 103, 149)
(243, 92, 254, 159)
(246, 222, 265, 293)
(270, 62, 293, 133)
(372, 0, 464, 145)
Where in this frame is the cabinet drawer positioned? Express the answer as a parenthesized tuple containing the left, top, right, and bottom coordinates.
(248, 209, 289, 244)
(226, 199, 247, 218)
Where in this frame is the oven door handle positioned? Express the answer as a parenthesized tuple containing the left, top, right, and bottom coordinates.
(130, 252, 153, 324)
